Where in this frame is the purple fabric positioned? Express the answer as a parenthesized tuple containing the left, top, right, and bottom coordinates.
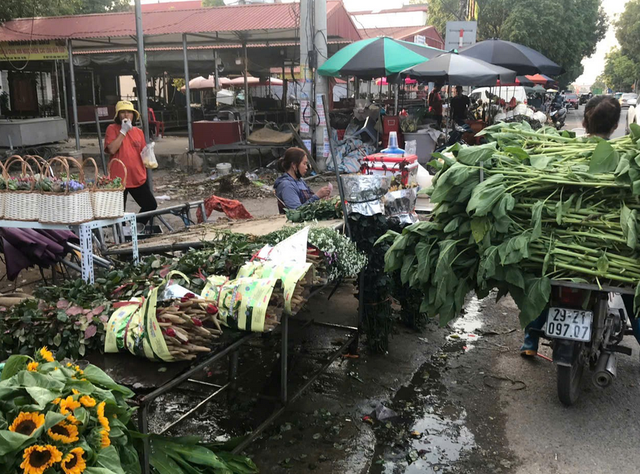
(0, 228, 78, 281)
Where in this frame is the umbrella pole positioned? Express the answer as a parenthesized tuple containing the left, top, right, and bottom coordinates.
(394, 84, 399, 116)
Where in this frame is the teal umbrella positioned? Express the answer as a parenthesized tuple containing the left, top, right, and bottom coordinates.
(318, 37, 444, 79)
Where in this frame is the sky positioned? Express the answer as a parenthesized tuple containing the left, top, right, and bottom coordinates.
(574, 0, 629, 86)
(141, 0, 628, 86)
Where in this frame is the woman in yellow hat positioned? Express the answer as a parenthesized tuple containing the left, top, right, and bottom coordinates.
(104, 101, 157, 223)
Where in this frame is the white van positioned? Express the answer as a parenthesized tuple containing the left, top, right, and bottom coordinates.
(470, 86, 528, 106)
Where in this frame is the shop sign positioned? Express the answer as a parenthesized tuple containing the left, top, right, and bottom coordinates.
(0, 41, 67, 61)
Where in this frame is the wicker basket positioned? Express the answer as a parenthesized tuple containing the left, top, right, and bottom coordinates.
(3, 155, 41, 221)
(39, 156, 94, 225)
(90, 158, 126, 219)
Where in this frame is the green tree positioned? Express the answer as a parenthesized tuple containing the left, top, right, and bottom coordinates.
(414, 0, 464, 36)
(203, 0, 226, 6)
(591, 77, 606, 93)
(602, 48, 637, 92)
(616, 0, 640, 64)
(476, 0, 509, 40)
(0, 0, 130, 23)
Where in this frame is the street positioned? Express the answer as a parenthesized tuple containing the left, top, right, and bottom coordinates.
(563, 103, 629, 138)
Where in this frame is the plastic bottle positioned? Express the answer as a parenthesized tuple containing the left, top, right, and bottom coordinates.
(381, 131, 405, 155)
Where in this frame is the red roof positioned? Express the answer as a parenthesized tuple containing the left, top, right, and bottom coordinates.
(349, 5, 429, 15)
(0, 1, 360, 44)
(359, 25, 444, 50)
(141, 1, 202, 12)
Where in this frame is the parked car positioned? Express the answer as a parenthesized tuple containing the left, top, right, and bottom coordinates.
(564, 93, 579, 109)
(620, 93, 638, 108)
(615, 92, 623, 101)
(627, 105, 637, 134)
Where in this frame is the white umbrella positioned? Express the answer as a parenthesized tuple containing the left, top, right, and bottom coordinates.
(228, 75, 260, 86)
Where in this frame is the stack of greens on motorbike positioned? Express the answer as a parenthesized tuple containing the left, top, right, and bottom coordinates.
(380, 122, 640, 328)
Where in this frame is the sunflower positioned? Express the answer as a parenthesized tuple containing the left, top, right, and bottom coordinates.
(61, 447, 86, 474)
(52, 398, 61, 405)
(59, 396, 81, 415)
(9, 412, 45, 436)
(20, 445, 63, 474)
(96, 401, 110, 431)
(39, 347, 54, 363)
(99, 429, 111, 448)
(66, 414, 80, 425)
(27, 361, 39, 372)
(72, 389, 79, 395)
(47, 422, 79, 444)
(79, 396, 96, 408)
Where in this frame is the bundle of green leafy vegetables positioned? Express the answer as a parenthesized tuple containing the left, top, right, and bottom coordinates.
(380, 122, 640, 328)
(285, 197, 342, 223)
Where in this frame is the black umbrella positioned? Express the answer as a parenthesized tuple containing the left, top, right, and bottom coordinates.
(459, 39, 563, 76)
(399, 53, 517, 86)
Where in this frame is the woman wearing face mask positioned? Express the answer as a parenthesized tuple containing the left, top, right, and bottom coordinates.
(274, 147, 331, 214)
(104, 101, 157, 222)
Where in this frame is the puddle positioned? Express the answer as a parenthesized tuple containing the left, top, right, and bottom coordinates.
(447, 295, 485, 351)
(369, 358, 475, 474)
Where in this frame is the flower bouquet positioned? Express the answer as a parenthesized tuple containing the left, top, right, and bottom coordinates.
(40, 157, 94, 225)
(89, 158, 126, 219)
(3, 156, 41, 221)
(0, 347, 259, 474)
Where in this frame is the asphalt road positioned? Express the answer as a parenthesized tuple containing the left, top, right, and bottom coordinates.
(563, 103, 629, 138)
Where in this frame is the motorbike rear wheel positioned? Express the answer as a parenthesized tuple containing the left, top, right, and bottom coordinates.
(557, 342, 585, 406)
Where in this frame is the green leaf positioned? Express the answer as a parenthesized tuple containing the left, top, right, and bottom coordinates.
(596, 254, 609, 274)
(504, 146, 529, 160)
(518, 277, 551, 327)
(25, 387, 59, 409)
(630, 122, 640, 142)
(400, 255, 416, 285)
(0, 355, 30, 381)
(530, 155, 553, 169)
(530, 201, 544, 241)
(456, 142, 497, 165)
(44, 412, 67, 430)
(82, 365, 134, 398)
(588, 140, 619, 174)
(470, 217, 491, 243)
(97, 446, 126, 474)
(466, 174, 505, 217)
(620, 204, 638, 250)
(0, 430, 32, 456)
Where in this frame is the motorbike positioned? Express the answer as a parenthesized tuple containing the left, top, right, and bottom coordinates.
(549, 103, 567, 129)
(429, 123, 473, 174)
(529, 283, 634, 406)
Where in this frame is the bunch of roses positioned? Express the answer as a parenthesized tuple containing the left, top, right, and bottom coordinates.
(0, 347, 138, 474)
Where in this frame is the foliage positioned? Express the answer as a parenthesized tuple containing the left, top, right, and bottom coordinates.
(349, 214, 394, 353)
(0, 347, 258, 474)
(615, 0, 640, 67)
(602, 48, 637, 93)
(285, 197, 343, 223)
(476, 0, 510, 39)
(0, 0, 130, 22)
(202, 0, 226, 6)
(0, 229, 364, 359)
(381, 122, 640, 328)
(591, 77, 606, 93)
(411, 0, 464, 36)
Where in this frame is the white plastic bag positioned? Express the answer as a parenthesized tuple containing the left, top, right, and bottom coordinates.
(141, 142, 158, 169)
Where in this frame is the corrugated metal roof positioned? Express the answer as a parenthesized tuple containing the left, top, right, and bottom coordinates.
(0, 3, 301, 42)
(141, 1, 203, 12)
(359, 26, 444, 50)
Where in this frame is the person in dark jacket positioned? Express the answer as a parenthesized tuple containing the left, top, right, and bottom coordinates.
(274, 147, 331, 213)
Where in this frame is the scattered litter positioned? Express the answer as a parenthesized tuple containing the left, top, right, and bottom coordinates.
(156, 195, 171, 201)
(374, 403, 398, 421)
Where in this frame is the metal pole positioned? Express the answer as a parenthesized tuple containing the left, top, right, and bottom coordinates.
(53, 61, 62, 117)
(61, 60, 70, 131)
(90, 70, 96, 105)
(243, 42, 250, 169)
(134, 0, 151, 143)
(321, 94, 350, 237)
(67, 40, 80, 150)
(94, 108, 108, 174)
(213, 50, 220, 89)
(394, 83, 399, 116)
(182, 34, 194, 151)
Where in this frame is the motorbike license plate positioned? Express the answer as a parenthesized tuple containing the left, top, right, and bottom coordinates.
(545, 307, 592, 342)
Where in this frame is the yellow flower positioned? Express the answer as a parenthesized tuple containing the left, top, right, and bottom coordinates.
(66, 363, 73, 368)
(61, 447, 86, 474)
(20, 445, 63, 474)
(54, 367, 59, 371)
(52, 398, 61, 405)
(66, 415, 80, 425)
(59, 396, 81, 416)
(99, 429, 111, 448)
(39, 347, 54, 363)
(9, 412, 45, 436)
(96, 401, 110, 431)
(27, 362, 39, 372)
(79, 396, 96, 408)
(47, 422, 79, 444)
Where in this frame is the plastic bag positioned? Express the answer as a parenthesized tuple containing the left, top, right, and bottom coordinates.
(141, 141, 158, 169)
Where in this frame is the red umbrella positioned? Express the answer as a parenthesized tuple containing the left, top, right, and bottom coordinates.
(525, 74, 550, 85)
(375, 77, 417, 85)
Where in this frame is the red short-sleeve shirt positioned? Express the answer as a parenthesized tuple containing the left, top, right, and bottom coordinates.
(104, 124, 147, 188)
